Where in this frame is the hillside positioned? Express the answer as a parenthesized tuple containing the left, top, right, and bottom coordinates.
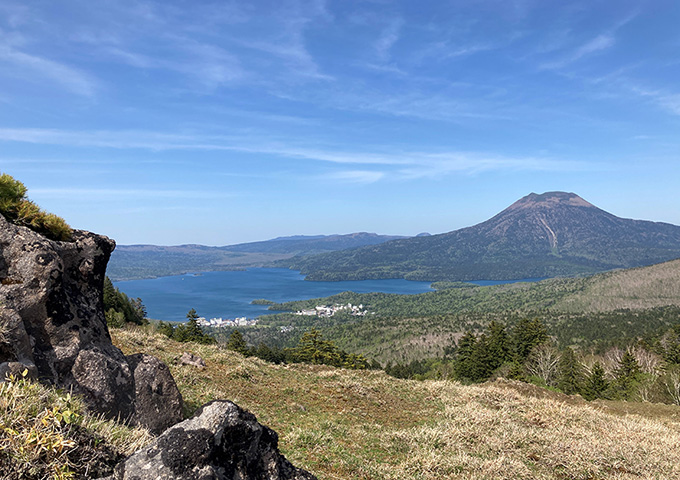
(286, 192, 680, 282)
(261, 259, 680, 363)
(111, 326, 680, 480)
(108, 233, 404, 281)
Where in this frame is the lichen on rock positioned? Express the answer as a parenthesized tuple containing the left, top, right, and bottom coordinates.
(104, 400, 317, 480)
(0, 213, 182, 433)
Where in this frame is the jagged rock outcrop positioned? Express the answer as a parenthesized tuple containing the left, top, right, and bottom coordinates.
(0, 214, 182, 433)
(103, 400, 317, 480)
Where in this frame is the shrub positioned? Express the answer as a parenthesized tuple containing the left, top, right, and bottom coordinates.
(0, 173, 72, 242)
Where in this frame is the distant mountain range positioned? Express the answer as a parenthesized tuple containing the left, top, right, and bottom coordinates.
(286, 192, 680, 281)
(107, 232, 404, 281)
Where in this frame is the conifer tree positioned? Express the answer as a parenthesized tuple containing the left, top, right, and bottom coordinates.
(156, 321, 175, 339)
(453, 331, 477, 380)
(512, 317, 548, 361)
(468, 333, 493, 381)
(184, 308, 204, 339)
(556, 347, 584, 395)
(662, 324, 680, 365)
(226, 330, 250, 356)
(582, 363, 608, 400)
(614, 351, 642, 400)
(486, 321, 511, 371)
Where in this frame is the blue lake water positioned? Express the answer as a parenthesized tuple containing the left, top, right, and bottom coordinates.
(114, 268, 436, 322)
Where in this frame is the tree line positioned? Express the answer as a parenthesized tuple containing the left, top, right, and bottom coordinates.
(385, 318, 680, 405)
(223, 328, 373, 370)
(156, 308, 216, 345)
(103, 277, 147, 327)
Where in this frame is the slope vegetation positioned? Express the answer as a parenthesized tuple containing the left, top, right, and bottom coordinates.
(288, 192, 680, 281)
(262, 259, 680, 362)
(111, 326, 680, 480)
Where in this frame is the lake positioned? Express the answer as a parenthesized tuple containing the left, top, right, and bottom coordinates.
(114, 268, 436, 322)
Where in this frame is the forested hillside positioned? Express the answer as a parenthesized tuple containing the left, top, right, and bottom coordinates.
(108, 233, 404, 280)
(258, 259, 680, 363)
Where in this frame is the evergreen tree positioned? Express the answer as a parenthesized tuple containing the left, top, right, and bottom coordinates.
(486, 321, 511, 371)
(172, 323, 188, 342)
(184, 308, 205, 339)
(613, 351, 642, 400)
(556, 347, 584, 395)
(294, 329, 342, 366)
(512, 317, 549, 361)
(103, 277, 118, 311)
(157, 321, 174, 339)
(226, 330, 250, 356)
(507, 359, 526, 381)
(582, 363, 608, 400)
(105, 308, 126, 328)
(468, 333, 493, 381)
(102, 276, 147, 326)
(453, 331, 477, 380)
(253, 343, 285, 364)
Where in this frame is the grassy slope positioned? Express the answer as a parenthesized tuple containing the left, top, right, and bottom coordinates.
(113, 327, 680, 480)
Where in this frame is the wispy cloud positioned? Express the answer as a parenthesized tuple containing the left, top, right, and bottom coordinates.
(0, 44, 98, 96)
(326, 170, 386, 184)
(375, 18, 403, 62)
(0, 127, 604, 180)
(31, 187, 238, 200)
(630, 87, 680, 116)
(540, 34, 615, 70)
(655, 94, 680, 116)
(396, 152, 603, 180)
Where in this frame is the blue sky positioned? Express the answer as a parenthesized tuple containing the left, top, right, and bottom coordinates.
(1, 0, 679, 245)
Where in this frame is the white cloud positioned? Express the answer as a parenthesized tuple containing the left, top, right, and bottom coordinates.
(327, 170, 386, 184)
(375, 18, 403, 62)
(30, 187, 237, 200)
(0, 127, 604, 180)
(656, 94, 680, 116)
(541, 34, 615, 70)
(0, 44, 98, 96)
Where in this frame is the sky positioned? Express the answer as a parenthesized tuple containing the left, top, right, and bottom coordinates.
(1, 0, 679, 245)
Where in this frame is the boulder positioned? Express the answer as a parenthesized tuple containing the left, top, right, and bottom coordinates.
(180, 351, 207, 369)
(104, 400, 317, 480)
(127, 353, 184, 435)
(0, 214, 181, 431)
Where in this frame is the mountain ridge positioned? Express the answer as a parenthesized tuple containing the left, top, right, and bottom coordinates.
(108, 232, 405, 280)
(287, 191, 680, 282)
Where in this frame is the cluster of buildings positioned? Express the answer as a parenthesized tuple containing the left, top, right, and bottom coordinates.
(295, 303, 367, 317)
(197, 317, 259, 328)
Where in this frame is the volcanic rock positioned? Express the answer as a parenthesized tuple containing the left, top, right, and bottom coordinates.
(0, 213, 182, 431)
(104, 400, 317, 480)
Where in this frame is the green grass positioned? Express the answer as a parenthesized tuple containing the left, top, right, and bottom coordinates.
(0, 173, 72, 242)
(0, 371, 150, 479)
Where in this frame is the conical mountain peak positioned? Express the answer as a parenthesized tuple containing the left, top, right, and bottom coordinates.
(289, 191, 680, 282)
(506, 191, 595, 211)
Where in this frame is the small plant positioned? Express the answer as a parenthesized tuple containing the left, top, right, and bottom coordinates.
(0, 371, 150, 479)
(0, 173, 72, 242)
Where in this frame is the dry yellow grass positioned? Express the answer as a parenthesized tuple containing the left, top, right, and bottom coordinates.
(112, 326, 680, 480)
